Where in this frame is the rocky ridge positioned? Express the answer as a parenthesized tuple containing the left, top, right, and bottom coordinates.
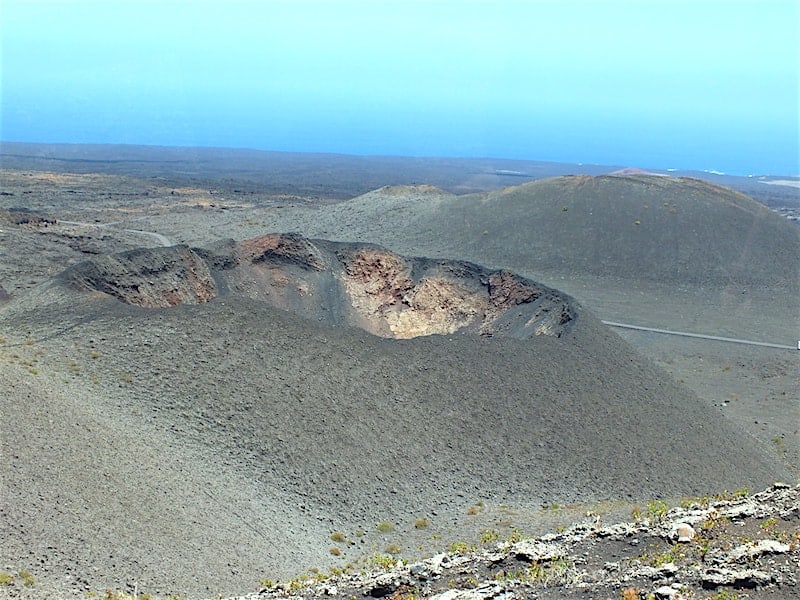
(243, 484, 799, 600)
(59, 245, 216, 308)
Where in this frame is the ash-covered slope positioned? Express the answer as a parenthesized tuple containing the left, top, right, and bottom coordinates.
(262, 176, 799, 290)
(0, 236, 791, 598)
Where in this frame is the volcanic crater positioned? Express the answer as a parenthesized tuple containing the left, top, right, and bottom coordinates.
(60, 232, 577, 339)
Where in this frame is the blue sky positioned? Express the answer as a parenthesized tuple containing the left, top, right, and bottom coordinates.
(1, 0, 798, 174)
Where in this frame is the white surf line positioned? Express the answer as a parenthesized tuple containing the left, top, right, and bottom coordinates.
(602, 321, 797, 351)
(58, 220, 173, 247)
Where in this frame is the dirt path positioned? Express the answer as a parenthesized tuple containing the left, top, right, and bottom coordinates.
(58, 219, 173, 247)
(602, 320, 798, 351)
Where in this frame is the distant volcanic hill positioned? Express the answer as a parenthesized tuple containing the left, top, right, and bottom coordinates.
(257, 176, 799, 291)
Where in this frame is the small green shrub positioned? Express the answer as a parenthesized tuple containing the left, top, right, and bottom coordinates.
(448, 541, 475, 555)
(384, 543, 402, 555)
(414, 517, 429, 529)
(330, 531, 346, 543)
(369, 553, 396, 571)
(708, 590, 739, 600)
(645, 500, 668, 523)
(480, 529, 499, 544)
(376, 521, 394, 533)
(506, 528, 523, 543)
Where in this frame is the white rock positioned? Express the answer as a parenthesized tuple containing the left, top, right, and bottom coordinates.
(703, 567, 775, 586)
(431, 583, 511, 600)
(511, 539, 566, 561)
(728, 539, 791, 562)
(428, 552, 450, 572)
(654, 585, 678, 598)
(672, 522, 696, 543)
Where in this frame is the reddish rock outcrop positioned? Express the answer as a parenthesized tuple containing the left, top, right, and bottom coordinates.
(224, 234, 577, 339)
(239, 232, 325, 271)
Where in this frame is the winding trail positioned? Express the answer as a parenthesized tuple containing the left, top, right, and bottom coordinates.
(58, 219, 173, 247)
(602, 320, 797, 351)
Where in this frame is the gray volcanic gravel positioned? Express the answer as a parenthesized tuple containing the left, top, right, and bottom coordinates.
(0, 164, 796, 599)
(0, 282, 790, 597)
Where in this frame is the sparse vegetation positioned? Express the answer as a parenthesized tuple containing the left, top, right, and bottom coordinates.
(0, 573, 14, 586)
(384, 543, 402, 555)
(480, 528, 499, 544)
(330, 531, 347, 543)
(505, 528, 524, 543)
(329, 546, 341, 556)
(376, 521, 394, 533)
(448, 541, 475, 555)
(17, 570, 34, 587)
(708, 591, 739, 600)
(97, 591, 156, 600)
(645, 500, 668, 523)
(368, 553, 396, 572)
(493, 557, 576, 586)
(413, 517, 429, 529)
(638, 545, 686, 567)
(773, 436, 788, 459)
(466, 501, 484, 516)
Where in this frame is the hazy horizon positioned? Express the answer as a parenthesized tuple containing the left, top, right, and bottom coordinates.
(2, 0, 798, 176)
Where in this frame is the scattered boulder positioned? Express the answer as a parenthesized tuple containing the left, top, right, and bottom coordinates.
(671, 523, 696, 543)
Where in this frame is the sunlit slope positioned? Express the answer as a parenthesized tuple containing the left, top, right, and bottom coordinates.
(294, 176, 799, 290)
(462, 175, 798, 287)
(1, 236, 793, 596)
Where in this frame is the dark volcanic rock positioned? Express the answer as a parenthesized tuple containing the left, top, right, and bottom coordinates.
(239, 231, 326, 271)
(58, 244, 216, 307)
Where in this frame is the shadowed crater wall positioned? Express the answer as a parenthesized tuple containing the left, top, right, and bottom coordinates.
(59, 245, 216, 308)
